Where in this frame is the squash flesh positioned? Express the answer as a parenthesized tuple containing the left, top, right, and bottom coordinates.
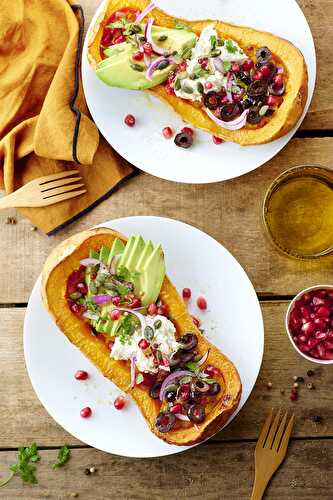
(42, 228, 242, 446)
(87, 0, 308, 146)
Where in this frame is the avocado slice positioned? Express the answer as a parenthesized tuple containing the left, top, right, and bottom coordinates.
(107, 238, 125, 267)
(140, 243, 166, 306)
(126, 235, 145, 272)
(136, 240, 154, 273)
(89, 249, 99, 260)
(99, 245, 110, 265)
(117, 235, 135, 271)
(96, 25, 196, 91)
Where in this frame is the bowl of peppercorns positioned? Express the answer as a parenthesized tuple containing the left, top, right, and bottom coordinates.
(286, 285, 333, 364)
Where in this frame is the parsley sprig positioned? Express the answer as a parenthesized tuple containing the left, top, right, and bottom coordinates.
(9, 442, 41, 484)
(53, 445, 71, 469)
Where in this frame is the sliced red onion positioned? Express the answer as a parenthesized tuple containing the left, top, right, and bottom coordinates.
(145, 17, 171, 56)
(194, 424, 199, 431)
(212, 57, 223, 73)
(146, 56, 170, 81)
(91, 294, 113, 305)
(82, 310, 100, 321)
(277, 67, 284, 74)
(80, 258, 100, 267)
(206, 107, 249, 131)
(117, 308, 146, 334)
(144, 53, 151, 68)
(175, 413, 190, 422)
(159, 370, 195, 401)
(109, 253, 122, 275)
(226, 73, 233, 102)
(197, 349, 210, 366)
(131, 357, 136, 388)
(134, 2, 155, 24)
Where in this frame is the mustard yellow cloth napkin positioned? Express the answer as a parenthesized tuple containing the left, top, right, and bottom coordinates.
(0, 0, 136, 234)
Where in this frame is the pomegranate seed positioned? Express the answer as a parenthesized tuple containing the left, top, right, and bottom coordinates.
(110, 309, 120, 321)
(213, 135, 223, 144)
(252, 71, 264, 81)
(161, 356, 170, 367)
(147, 303, 158, 315)
(324, 340, 333, 349)
(71, 303, 81, 314)
(299, 343, 310, 352)
(77, 282, 88, 295)
(230, 63, 240, 73)
(114, 396, 125, 410)
(112, 296, 121, 306)
(132, 51, 144, 61)
(298, 335, 308, 343)
(323, 350, 333, 360)
(178, 62, 187, 72)
(182, 288, 191, 299)
(124, 114, 135, 127)
(143, 42, 153, 55)
(162, 126, 173, 139)
(114, 35, 126, 44)
(170, 404, 182, 414)
(140, 372, 156, 386)
(180, 384, 190, 401)
(165, 83, 175, 95)
(273, 74, 284, 87)
(314, 317, 326, 330)
(317, 343, 326, 359)
(300, 306, 311, 320)
(232, 94, 242, 103)
(307, 337, 319, 349)
(242, 59, 254, 71)
(314, 331, 327, 341)
(204, 365, 220, 378)
(302, 293, 312, 303)
(181, 127, 194, 136)
(129, 297, 141, 308)
(317, 306, 330, 318)
(197, 296, 207, 310)
(302, 321, 315, 334)
(267, 95, 280, 107)
(260, 65, 273, 78)
(204, 81, 213, 90)
(75, 370, 88, 380)
(191, 315, 200, 327)
(157, 304, 168, 316)
(107, 340, 114, 352)
(80, 406, 92, 418)
(138, 338, 150, 349)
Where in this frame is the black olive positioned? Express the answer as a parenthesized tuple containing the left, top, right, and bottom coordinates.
(248, 80, 268, 98)
(268, 83, 285, 96)
(247, 106, 262, 125)
(189, 389, 202, 403)
(180, 350, 195, 365)
(174, 132, 193, 149)
(242, 97, 255, 109)
(194, 380, 210, 393)
(207, 382, 221, 396)
(238, 72, 251, 86)
(149, 382, 162, 399)
(165, 390, 177, 402)
(187, 403, 205, 424)
(178, 333, 198, 351)
(156, 412, 176, 433)
(203, 91, 222, 111)
(220, 103, 242, 122)
(169, 350, 184, 368)
(265, 108, 275, 117)
(256, 46, 272, 65)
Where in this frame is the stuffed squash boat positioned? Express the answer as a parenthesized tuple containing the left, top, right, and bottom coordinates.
(87, 0, 308, 145)
(41, 228, 242, 446)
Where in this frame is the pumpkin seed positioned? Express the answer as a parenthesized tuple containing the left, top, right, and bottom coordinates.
(177, 71, 187, 80)
(89, 281, 98, 294)
(197, 82, 204, 94)
(131, 25, 141, 34)
(174, 78, 181, 91)
(130, 63, 144, 72)
(189, 74, 198, 80)
(154, 319, 162, 329)
(182, 85, 194, 94)
(157, 60, 169, 70)
(259, 105, 269, 116)
(211, 49, 221, 57)
(70, 291, 82, 300)
(158, 35, 168, 41)
(144, 326, 155, 341)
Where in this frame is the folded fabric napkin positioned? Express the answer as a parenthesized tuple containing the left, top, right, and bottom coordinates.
(0, 0, 136, 234)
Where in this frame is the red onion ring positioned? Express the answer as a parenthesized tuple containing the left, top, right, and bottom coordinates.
(175, 413, 190, 422)
(206, 107, 249, 131)
(134, 2, 155, 24)
(197, 350, 210, 366)
(159, 370, 195, 401)
(82, 310, 100, 321)
(145, 17, 171, 56)
(80, 258, 100, 267)
(91, 294, 113, 305)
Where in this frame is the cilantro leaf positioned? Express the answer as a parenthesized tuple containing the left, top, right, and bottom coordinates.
(224, 39, 238, 54)
(53, 445, 71, 469)
(116, 265, 139, 282)
(210, 35, 217, 51)
(9, 443, 41, 484)
(192, 65, 209, 79)
(175, 20, 192, 31)
(185, 361, 200, 373)
(223, 61, 231, 72)
(116, 314, 137, 344)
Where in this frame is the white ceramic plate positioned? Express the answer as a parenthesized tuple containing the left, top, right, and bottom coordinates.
(82, 0, 316, 184)
(24, 216, 264, 457)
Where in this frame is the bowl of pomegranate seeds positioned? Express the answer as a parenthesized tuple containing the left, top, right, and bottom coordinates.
(286, 285, 333, 364)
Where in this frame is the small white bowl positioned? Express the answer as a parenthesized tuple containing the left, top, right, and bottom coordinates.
(286, 285, 333, 365)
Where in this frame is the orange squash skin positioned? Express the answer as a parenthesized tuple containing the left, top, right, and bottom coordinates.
(41, 228, 242, 446)
(87, 0, 308, 146)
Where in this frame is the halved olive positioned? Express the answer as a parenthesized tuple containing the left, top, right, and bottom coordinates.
(180, 350, 195, 365)
(169, 350, 184, 368)
(187, 403, 205, 424)
(178, 333, 198, 351)
(149, 382, 162, 399)
(156, 412, 176, 433)
(189, 388, 202, 403)
(247, 106, 262, 125)
(194, 380, 210, 393)
(220, 103, 242, 122)
(207, 382, 221, 396)
(203, 91, 221, 111)
(238, 71, 251, 86)
(165, 390, 177, 402)
(248, 80, 268, 98)
(174, 132, 193, 149)
(256, 47, 272, 65)
(268, 83, 285, 96)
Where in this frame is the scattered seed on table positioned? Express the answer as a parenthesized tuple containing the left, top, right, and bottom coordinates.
(293, 375, 298, 381)
(84, 468, 91, 475)
(307, 370, 314, 377)
(30, 225, 37, 231)
(70, 494, 79, 498)
(89, 467, 97, 473)
(267, 382, 273, 389)
(293, 382, 299, 388)
(307, 382, 315, 390)
(6, 216, 17, 225)
(296, 376, 304, 383)
(280, 389, 285, 395)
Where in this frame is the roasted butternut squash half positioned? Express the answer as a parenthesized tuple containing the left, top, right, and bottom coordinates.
(87, 0, 308, 145)
(41, 228, 242, 446)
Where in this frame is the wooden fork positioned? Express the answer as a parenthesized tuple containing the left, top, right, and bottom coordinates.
(0, 170, 86, 208)
(250, 410, 295, 500)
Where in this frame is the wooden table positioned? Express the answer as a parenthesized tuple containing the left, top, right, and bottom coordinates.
(1, 1, 332, 498)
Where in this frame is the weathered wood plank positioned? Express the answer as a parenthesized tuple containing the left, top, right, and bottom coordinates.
(1, 137, 332, 302)
(0, 303, 331, 448)
(81, 0, 333, 131)
(0, 440, 332, 499)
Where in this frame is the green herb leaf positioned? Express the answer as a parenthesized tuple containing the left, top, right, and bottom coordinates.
(9, 443, 41, 484)
(53, 445, 71, 469)
(224, 39, 238, 54)
(202, 377, 217, 384)
(223, 61, 232, 72)
(185, 361, 200, 373)
(116, 314, 136, 344)
(210, 35, 217, 51)
(175, 20, 192, 31)
(116, 266, 140, 282)
(192, 65, 209, 79)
